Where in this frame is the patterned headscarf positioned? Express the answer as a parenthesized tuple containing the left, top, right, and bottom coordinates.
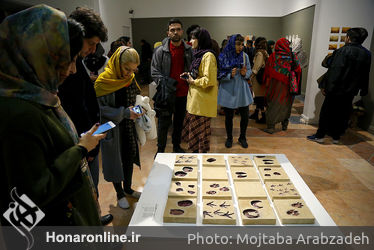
(0, 4, 79, 143)
(218, 34, 244, 79)
(263, 38, 301, 85)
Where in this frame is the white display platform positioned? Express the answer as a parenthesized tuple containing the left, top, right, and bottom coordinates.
(129, 153, 336, 227)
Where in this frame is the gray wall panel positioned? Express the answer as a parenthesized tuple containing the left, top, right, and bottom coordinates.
(131, 16, 282, 53)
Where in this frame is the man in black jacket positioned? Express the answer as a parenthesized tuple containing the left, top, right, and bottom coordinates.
(58, 7, 113, 225)
(307, 28, 371, 144)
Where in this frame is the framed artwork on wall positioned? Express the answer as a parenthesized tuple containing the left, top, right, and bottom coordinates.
(328, 26, 350, 51)
(330, 27, 340, 33)
(342, 27, 351, 33)
(328, 44, 337, 50)
(329, 35, 339, 42)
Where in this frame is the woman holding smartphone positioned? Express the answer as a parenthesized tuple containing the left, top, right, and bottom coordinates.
(94, 46, 143, 209)
(0, 5, 105, 226)
(181, 27, 218, 153)
(217, 34, 253, 149)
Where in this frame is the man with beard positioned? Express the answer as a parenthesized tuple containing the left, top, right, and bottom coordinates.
(151, 18, 192, 154)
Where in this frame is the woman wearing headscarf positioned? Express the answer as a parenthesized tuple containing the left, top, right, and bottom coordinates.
(263, 38, 301, 134)
(217, 34, 253, 148)
(249, 37, 269, 123)
(181, 27, 218, 153)
(95, 46, 143, 209)
(0, 5, 105, 226)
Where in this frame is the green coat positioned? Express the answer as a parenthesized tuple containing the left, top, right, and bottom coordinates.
(0, 97, 101, 226)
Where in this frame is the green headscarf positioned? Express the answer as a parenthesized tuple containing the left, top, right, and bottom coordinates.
(0, 5, 101, 216)
(0, 4, 79, 142)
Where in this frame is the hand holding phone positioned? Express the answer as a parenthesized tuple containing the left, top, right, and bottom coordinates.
(78, 123, 107, 152)
(93, 121, 116, 135)
(132, 105, 143, 114)
(180, 73, 190, 80)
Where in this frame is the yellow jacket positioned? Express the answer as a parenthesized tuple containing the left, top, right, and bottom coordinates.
(187, 52, 218, 118)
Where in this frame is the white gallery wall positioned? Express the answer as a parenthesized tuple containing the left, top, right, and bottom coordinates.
(128, 0, 284, 18)
(14, 0, 99, 14)
(97, 0, 131, 53)
(127, 0, 321, 18)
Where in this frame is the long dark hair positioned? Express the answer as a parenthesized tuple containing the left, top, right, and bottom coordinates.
(189, 27, 214, 78)
(190, 27, 212, 50)
(255, 37, 267, 50)
(67, 18, 85, 60)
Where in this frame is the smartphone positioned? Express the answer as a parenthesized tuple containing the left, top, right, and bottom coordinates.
(132, 105, 143, 114)
(93, 121, 116, 135)
(180, 74, 189, 80)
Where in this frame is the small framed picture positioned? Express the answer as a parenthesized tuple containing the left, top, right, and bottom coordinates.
(340, 36, 346, 42)
(330, 27, 340, 33)
(342, 27, 351, 33)
(339, 43, 345, 48)
(330, 36, 339, 42)
(328, 44, 337, 50)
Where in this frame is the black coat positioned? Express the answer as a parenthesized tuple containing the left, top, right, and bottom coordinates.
(58, 58, 100, 157)
(321, 43, 371, 96)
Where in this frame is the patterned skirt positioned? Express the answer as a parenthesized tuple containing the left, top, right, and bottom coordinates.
(182, 112, 211, 153)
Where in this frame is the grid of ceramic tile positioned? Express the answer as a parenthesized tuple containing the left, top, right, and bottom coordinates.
(163, 154, 316, 226)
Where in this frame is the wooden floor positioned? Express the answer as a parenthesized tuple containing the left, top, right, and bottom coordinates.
(98, 86, 374, 226)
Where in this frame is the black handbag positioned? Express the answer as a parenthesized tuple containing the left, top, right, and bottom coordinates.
(152, 77, 177, 116)
(256, 67, 265, 84)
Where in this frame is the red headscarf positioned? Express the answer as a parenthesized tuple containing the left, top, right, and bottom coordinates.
(263, 38, 301, 85)
(263, 38, 302, 104)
